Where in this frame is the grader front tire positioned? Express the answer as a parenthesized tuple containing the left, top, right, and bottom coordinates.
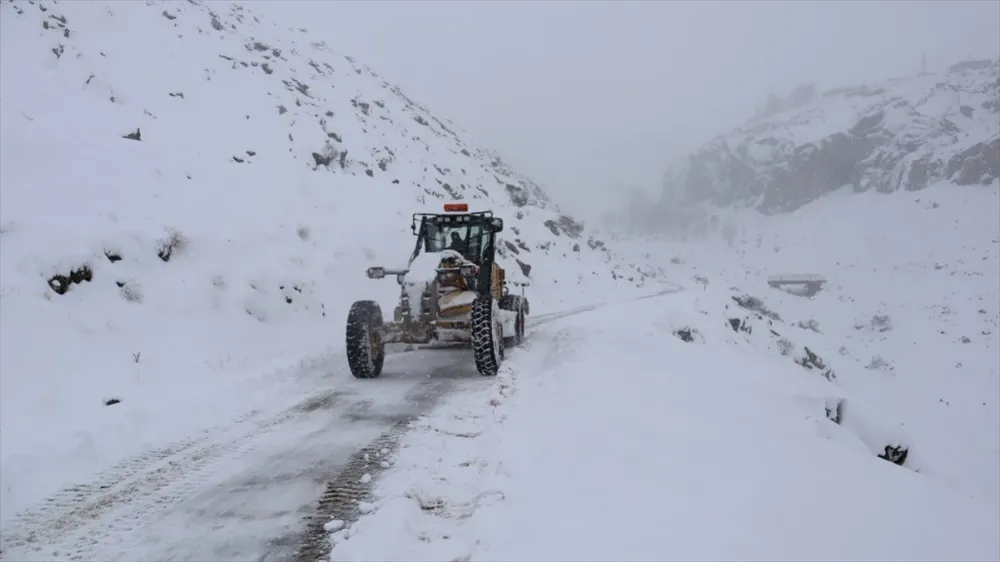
(346, 300, 386, 379)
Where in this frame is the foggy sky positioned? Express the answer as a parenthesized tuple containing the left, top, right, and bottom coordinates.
(257, 1, 1000, 221)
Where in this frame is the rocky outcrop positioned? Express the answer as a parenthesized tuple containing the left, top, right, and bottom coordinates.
(661, 60, 1000, 214)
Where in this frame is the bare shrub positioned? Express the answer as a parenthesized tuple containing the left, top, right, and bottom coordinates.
(796, 319, 821, 333)
(732, 294, 781, 321)
(776, 338, 794, 355)
(297, 225, 311, 241)
(673, 327, 704, 343)
(47, 264, 93, 295)
(118, 280, 143, 303)
(157, 228, 188, 262)
(866, 355, 890, 371)
(870, 313, 892, 332)
(854, 313, 893, 332)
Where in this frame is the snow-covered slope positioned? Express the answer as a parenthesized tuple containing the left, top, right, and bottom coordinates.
(669, 185, 1000, 506)
(325, 183, 1000, 561)
(0, 0, 665, 520)
(660, 60, 1000, 214)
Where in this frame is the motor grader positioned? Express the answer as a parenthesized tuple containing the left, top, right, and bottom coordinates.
(345, 203, 529, 379)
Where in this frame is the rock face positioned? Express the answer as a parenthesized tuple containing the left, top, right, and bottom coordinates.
(661, 60, 1000, 214)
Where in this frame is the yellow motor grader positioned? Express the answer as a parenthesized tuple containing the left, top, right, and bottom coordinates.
(345, 203, 529, 378)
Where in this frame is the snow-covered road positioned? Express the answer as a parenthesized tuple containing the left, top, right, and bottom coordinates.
(0, 347, 489, 561)
(0, 289, 680, 562)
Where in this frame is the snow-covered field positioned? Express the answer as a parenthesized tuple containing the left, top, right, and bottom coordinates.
(0, 0, 662, 526)
(329, 183, 1000, 561)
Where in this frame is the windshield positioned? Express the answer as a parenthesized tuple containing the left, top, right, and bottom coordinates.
(423, 221, 486, 262)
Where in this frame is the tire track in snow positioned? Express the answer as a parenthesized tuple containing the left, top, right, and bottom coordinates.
(292, 376, 466, 562)
(0, 389, 348, 560)
(294, 419, 412, 562)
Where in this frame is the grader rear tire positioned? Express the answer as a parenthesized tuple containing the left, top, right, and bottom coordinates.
(499, 295, 525, 348)
(471, 294, 503, 377)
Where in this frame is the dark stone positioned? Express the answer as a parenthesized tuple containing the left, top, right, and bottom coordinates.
(515, 259, 532, 277)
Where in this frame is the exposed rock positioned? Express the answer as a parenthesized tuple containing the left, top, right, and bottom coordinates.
(515, 259, 532, 278)
(947, 137, 999, 185)
(878, 444, 909, 466)
(555, 215, 584, 238)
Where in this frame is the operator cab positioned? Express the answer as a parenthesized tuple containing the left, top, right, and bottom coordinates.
(423, 220, 490, 264)
(408, 203, 504, 294)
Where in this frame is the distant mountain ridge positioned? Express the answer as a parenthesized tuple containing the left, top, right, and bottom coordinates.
(659, 59, 1000, 214)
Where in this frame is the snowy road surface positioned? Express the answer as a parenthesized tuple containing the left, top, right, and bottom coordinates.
(0, 288, 679, 562)
(0, 349, 475, 561)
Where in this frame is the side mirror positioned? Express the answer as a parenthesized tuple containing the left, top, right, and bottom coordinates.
(491, 217, 504, 232)
(367, 266, 386, 279)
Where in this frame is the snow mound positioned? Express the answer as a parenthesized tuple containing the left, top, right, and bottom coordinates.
(0, 0, 668, 521)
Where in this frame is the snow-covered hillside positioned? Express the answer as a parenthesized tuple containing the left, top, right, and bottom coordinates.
(675, 184, 1000, 505)
(0, 0, 665, 522)
(659, 60, 1000, 214)
(326, 183, 1000, 561)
